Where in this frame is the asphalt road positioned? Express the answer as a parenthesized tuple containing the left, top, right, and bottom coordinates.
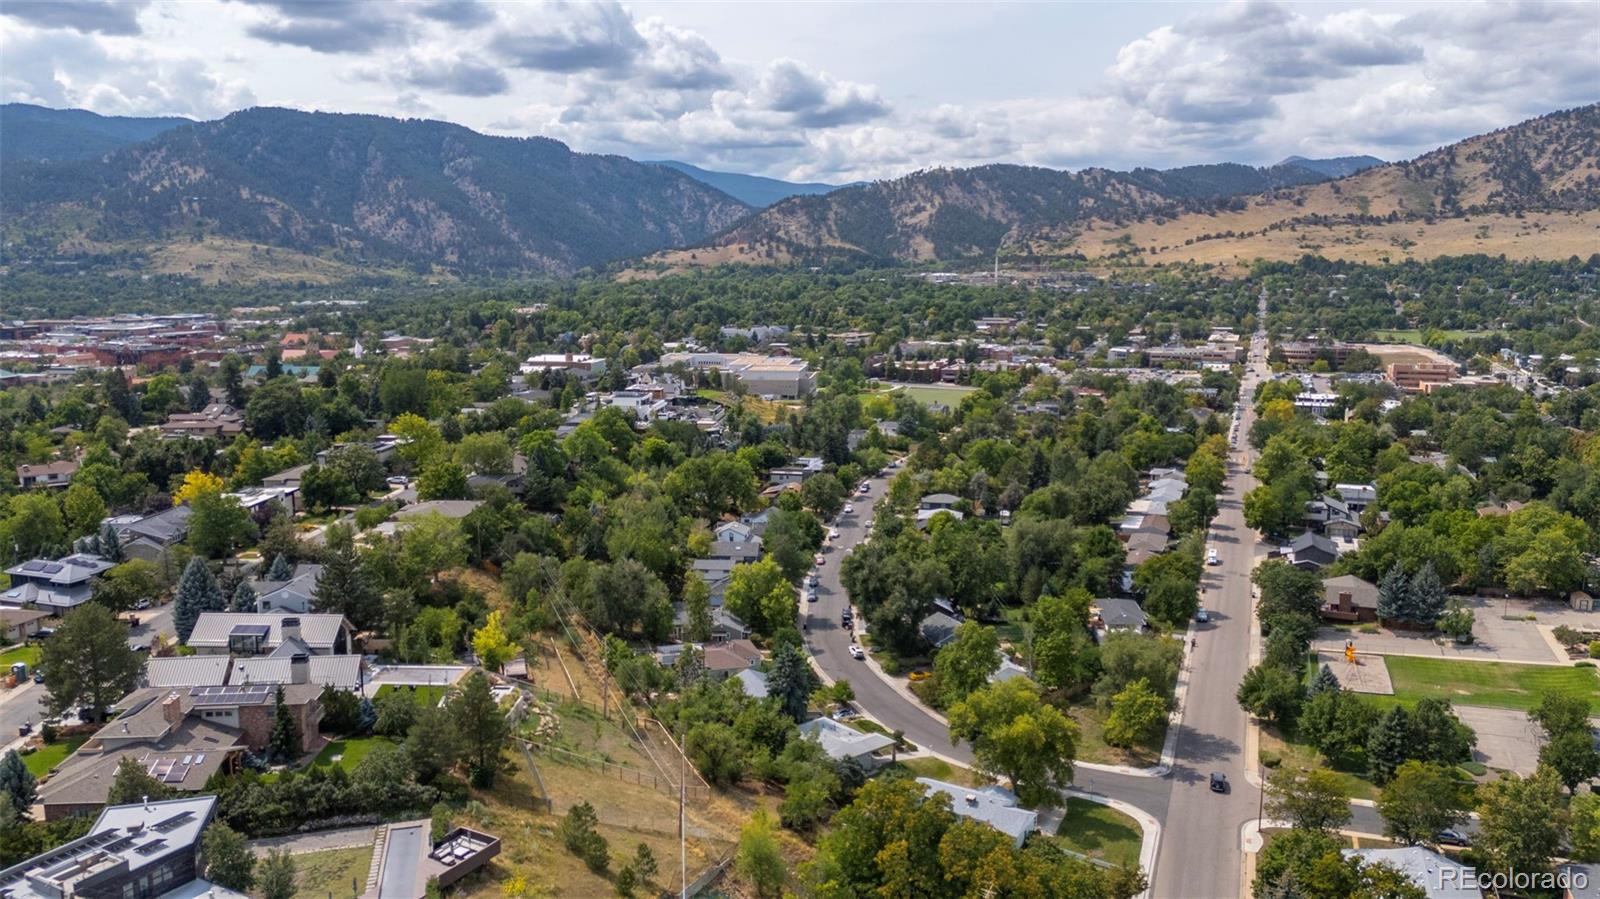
(801, 470, 1174, 838)
(1149, 331, 1270, 898)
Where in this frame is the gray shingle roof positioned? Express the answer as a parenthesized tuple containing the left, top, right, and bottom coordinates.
(917, 779, 1038, 846)
(799, 717, 895, 760)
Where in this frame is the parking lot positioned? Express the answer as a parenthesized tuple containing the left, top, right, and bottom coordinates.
(1314, 595, 1573, 665)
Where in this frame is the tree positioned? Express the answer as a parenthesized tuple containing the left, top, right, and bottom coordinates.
(1252, 829, 1343, 899)
(560, 802, 610, 874)
(736, 810, 785, 899)
(1377, 761, 1468, 845)
(1142, 574, 1200, 627)
(98, 522, 125, 563)
(106, 756, 170, 806)
(947, 678, 1076, 807)
(202, 822, 256, 891)
(779, 768, 835, 832)
(62, 483, 106, 538)
(172, 470, 226, 506)
(258, 849, 297, 899)
(268, 686, 302, 762)
(1264, 767, 1351, 833)
(1093, 630, 1182, 709)
(0, 751, 37, 815)
(766, 643, 815, 722)
(1407, 699, 1474, 765)
(1104, 678, 1167, 749)
(1540, 730, 1600, 793)
(244, 377, 309, 441)
(1570, 792, 1600, 862)
(229, 581, 257, 612)
(1236, 664, 1303, 724)
(0, 492, 66, 561)
(800, 473, 847, 518)
(187, 489, 253, 558)
(455, 432, 513, 475)
(1308, 664, 1340, 696)
(90, 559, 162, 613)
(1367, 706, 1411, 784)
(1255, 560, 1326, 622)
(632, 842, 659, 883)
(173, 557, 224, 644)
(684, 572, 712, 643)
(1530, 691, 1590, 740)
(1376, 563, 1411, 623)
(266, 553, 294, 582)
(724, 557, 795, 638)
(933, 621, 1000, 704)
(1029, 591, 1098, 694)
(405, 703, 462, 784)
(1437, 598, 1474, 641)
(40, 602, 141, 721)
(450, 671, 509, 787)
(686, 722, 745, 786)
(1408, 562, 1447, 626)
(471, 610, 516, 672)
(1475, 767, 1568, 875)
(417, 459, 470, 501)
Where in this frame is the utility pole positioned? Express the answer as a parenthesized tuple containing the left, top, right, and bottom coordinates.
(679, 721, 687, 899)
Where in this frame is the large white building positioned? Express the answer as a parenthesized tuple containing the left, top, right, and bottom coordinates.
(656, 352, 815, 398)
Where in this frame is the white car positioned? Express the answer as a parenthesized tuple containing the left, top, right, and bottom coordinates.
(132, 598, 151, 610)
(849, 644, 865, 660)
(1207, 549, 1221, 566)
(843, 503, 853, 514)
(815, 554, 826, 566)
(829, 529, 841, 540)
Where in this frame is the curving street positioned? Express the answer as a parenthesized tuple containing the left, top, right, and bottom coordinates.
(803, 325, 1385, 896)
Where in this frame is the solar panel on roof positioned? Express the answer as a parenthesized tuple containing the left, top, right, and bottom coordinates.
(153, 811, 194, 832)
(39, 563, 63, 574)
(20, 561, 46, 571)
(134, 839, 166, 855)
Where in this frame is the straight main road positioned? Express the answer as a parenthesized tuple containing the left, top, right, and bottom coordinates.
(1149, 329, 1271, 898)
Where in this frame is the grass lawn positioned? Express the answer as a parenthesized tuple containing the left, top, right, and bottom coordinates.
(1383, 656, 1600, 712)
(23, 737, 86, 778)
(1054, 798, 1143, 868)
(884, 384, 978, 407)
(312, 737, 391, 772)
(888, 756, 990, 789)
(1260, 727, 1379, 802)
(0, 645, 41, 669)
(375, 683, 449, 708)
(288, 846, 373, 899)
(1371, 329, 1483, 343)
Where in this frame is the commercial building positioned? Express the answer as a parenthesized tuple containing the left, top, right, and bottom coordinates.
(1387, 362, 1457, 393)
(656, 352, 815, 398)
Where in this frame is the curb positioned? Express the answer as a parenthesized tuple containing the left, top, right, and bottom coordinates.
(1066, 787, 1162, 899)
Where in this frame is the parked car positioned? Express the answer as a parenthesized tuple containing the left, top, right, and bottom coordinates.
(829, 529, 841, 541)
(1206, 549, 1221, 566)
(814, 553, 826, 566)
(132, 598, 151, 610)
(907, 670, 931, 682)
(1434, 829, 1470, 847)
(843, 503, 853, 514)
(1196, 608, 1210, 623)
(858, 483, 871, 494)
(1209, 772, 1229, 793)
(849, 644, 865, 660)
(807, 590, 818, 603)
(386, 476, 410, 487)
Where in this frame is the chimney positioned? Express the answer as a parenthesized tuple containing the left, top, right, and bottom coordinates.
(161, 691, 184, 727)
(289, 653, 310, 685)
(279, 617, 301, 646)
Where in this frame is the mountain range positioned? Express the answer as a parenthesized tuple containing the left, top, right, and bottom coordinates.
(3, 102, 1594, 281)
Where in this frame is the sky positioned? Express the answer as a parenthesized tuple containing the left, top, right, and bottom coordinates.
(1, 0, 1596, 183)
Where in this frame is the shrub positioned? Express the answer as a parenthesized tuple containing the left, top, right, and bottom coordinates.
(1259, 750, 1282, 769)
(1555, 626, 1583, 647)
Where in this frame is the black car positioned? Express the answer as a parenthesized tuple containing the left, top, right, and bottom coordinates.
(1209, 772, 1228, 793)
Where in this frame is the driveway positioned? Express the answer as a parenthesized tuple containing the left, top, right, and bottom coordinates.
(1314, 598, 1568, 665)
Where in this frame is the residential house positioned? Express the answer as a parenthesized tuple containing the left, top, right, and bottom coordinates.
(0, 607, 48, 642)
(1340, 847, 1478, 899)
(224, 485, 300, 516)
(990, 657, 1032, 684)
(1333, 483, 1378, 513)
(919, 611, 962, 648)
(253, 563, 323, 614)
(769, 456, 825, 486)
(160, 404, 245, 440)
(920, 494, 961, 511)
(1321, 574, 1380, 623)
(702, 639, 763, 679)
(714, 521, 756, 544)
(3, 554, 116, 614)
(733, 668, 769, 699)
(262, 463, 311, 488)
(0, 796, 231, 896)
(799, 717, 896, 769)
(16, 458, 78, 489)
(1280, 532, 1341, 571)
(186, 613, 354, 656)
(1305, 496, 1362, 541)
(1090, 598, 1149, 640)
(103, 506, 191, 563)
(917, 779, 1038, 848)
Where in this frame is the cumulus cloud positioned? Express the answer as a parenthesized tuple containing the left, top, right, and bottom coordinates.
(386, 53, 510, 97)
(414, 0, 493, 29)
(749, 59, 891, 128)
(0, 0, 150, 36)
(490, 0, 645, 74)
(230, 0, 407, 53)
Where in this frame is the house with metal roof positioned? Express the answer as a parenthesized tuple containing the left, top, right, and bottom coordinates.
(103, 506, 192, 563)
(3, 554, 116, 613)
(799, 717, 896, 768)
(917, 779, 1039, 847)
(186, 613, 353, 656)
(0, 796, 240, 899)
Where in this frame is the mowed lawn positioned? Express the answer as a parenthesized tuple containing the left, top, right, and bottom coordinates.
(288, 846, 373, 899)
(0, 645, 42, 670)
(375, 683, 449, 708)
(1384, 657, 1600, 712)
(23, 738, 86, 778)
(312, 737, 390, 771)
(891, 384, 977, 407)
(1054, 799, 1143, 868)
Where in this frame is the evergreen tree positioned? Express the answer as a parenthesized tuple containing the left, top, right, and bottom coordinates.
(766, 643, 816, 722)
(202, 823, 256, 891)
(267, 554, 294, 581)
(1367, 706, 1412, 784)
(99, 523, 125, 563)
(1376, 563, 1411, 623)
(174, 558, 224, 644)
(357, 696, 377, 734)
(258, 849, 296, 899)
(312, 540, 381, 629)
(229, 581, 257, 612)
(1307, 664, 1341, 696)
(450, 672, 509, 787)
(1409, 562, 1447, 626)
(268, 686, 302, 763)
(0, 750, 38, 813)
